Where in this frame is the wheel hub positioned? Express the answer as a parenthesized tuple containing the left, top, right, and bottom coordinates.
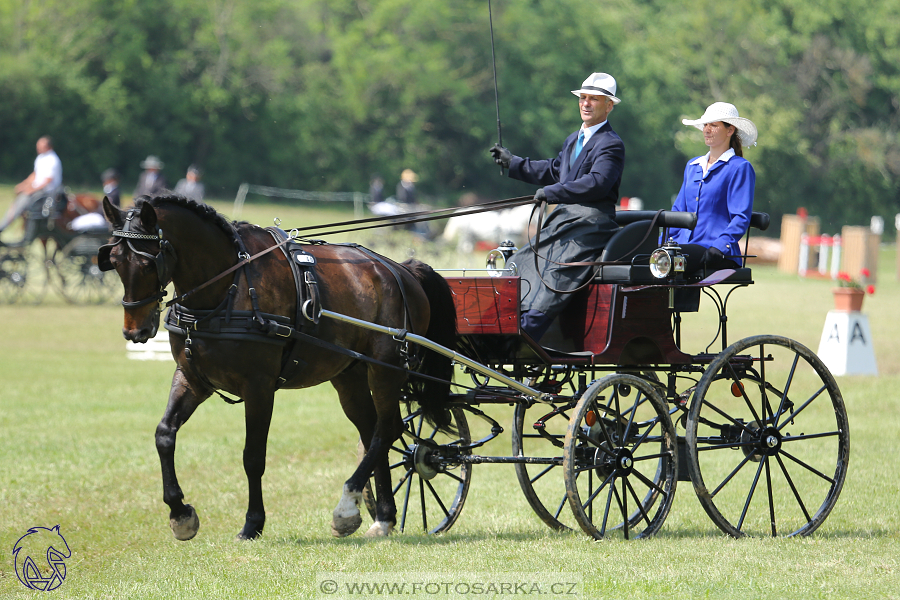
(410, 444, 439, 480)
(740, 422, 781, 462)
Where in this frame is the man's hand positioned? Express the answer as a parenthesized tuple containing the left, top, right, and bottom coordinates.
(489, 144, 512, 169)
(534, 188, 547, 203)
(701, 246, 724, 266)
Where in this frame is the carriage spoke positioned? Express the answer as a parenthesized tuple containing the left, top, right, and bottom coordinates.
(625, 477, 652, 527)
(737, 457, 766, 531)
(779, 448, 835, 484)
(725, 361, 764, 426)
(775, 453, 812, 523)
(777, 385, 827, 431)
(580, 471, 615, 512)
(782, 431, 841, 443)
(701, 399, 755, 433)
(600, 483, 614, 537)
(773, 354, 800, 427)
(424, 479, 451, 519)
(528, 463, 557, 485)
(630, 467, 668, 498)
(765, 457, 777, 536)
(443, 470, 465, 484)
(711, 453, 755, 498)
(393, 468, 413, 495)
(419, 477, 428, 533)
(399, 472, 413, 532)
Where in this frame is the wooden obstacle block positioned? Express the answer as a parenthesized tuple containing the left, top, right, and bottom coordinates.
(125, 330, 172, 361)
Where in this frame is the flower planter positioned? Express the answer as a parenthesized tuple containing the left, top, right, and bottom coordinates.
(833, 287, 865, 312)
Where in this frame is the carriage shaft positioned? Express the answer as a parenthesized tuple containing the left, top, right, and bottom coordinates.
(321, 309, 548, 402)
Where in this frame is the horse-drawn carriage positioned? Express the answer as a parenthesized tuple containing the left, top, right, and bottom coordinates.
(0, 190, 120, 304)
(100, 195, 848, 542)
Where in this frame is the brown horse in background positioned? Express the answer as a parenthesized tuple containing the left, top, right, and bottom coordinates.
(99, 195, 456, 540)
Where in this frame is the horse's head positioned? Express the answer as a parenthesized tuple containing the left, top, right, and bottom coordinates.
(99, 197, 178, 343)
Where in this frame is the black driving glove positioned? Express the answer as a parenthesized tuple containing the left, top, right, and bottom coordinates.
(489, 144, 512, 169)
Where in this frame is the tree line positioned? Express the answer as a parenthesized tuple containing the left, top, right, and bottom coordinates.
(1, 0, 898, 233)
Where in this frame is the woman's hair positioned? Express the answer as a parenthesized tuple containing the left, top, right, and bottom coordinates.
(724, 122, 743, 157)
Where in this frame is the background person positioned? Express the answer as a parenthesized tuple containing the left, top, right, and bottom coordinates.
(0, 136, 63, 232)
(133, 155, 168, 198)
(101, 168, 121, 207)
(667, 102, 757, 274)
(173, 165, 205, 201)
(488, 72, 625, 341)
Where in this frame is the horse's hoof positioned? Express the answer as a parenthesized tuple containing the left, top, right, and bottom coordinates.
(363, 521, 394, 538)
(331, 514, 363, 538)
(170, 504, 200, 541)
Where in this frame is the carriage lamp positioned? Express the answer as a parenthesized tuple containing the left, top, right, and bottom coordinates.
(486, 240, 518, 277)
(649, 240, 685, 279)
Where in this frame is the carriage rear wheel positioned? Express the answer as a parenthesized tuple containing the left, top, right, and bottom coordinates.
(685, 335, 850, 537)
(362, 405, 472, 534)
(512, 398, 578, 532)
(562, 374, 678, 539)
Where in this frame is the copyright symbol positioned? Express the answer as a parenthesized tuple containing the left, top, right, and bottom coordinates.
(320, 580, 338, 594)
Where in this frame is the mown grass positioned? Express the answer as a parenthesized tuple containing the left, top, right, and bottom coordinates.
(1, 194, 899, 598)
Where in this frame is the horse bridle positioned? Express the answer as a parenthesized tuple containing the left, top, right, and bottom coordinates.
(98, 209, 178, 312)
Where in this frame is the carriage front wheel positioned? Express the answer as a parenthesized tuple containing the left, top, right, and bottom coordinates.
(362, 405, 472, 534)
(562, 374, 678, 540)
(685, 335, 850, 537)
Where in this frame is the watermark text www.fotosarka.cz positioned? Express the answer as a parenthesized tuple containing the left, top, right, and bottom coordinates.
(315, 572, 582, 597)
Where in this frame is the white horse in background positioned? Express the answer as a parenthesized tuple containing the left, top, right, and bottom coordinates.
(442, 203, 537, 254)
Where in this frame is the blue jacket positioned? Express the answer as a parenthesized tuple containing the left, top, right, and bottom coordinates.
(668, 151, 755, 264)
(508, 122, 624, 212)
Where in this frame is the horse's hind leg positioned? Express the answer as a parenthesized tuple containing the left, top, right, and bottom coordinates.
(331, 365, 404, 538)
(156, 368, 210, 541)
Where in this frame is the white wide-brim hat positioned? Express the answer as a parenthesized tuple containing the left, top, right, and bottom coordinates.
(682, 102, 758, 147)
(571, 72, 621, 104)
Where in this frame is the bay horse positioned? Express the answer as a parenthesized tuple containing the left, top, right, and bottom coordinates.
(99, 194, 456, 540)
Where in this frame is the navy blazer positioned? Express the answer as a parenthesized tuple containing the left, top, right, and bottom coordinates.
(507, 122, 624, 211)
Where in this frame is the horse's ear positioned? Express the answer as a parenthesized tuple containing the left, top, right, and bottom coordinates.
(102, 196, 124, 228)
(139, 200, 158, 231)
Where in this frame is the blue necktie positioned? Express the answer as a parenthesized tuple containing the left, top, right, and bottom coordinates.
(570, 131, 584, 167)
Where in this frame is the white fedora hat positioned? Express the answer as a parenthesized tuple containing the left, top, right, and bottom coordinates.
(682, 102, 758, 147)
(571, 72, 621, 104)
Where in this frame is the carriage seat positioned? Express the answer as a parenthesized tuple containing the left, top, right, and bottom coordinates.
(594, 210, 770, 286)
(593, 211, 697, 284)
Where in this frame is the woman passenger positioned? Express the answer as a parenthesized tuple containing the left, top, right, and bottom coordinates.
(667, 102, 757, 274)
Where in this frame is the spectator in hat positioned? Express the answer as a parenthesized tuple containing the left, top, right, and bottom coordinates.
(395, 168, 418, 205)
(0, 136, 63, 232)
(101, 168, 121, 207)
(488, 72, 625, 341)
(133, 155, 168, 198)
(666, 102, 757, 274)
(174, 165, 205, 201)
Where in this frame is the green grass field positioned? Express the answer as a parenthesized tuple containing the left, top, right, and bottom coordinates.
(1, 194, 899, 598)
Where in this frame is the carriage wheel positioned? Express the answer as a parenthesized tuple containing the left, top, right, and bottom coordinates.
(19, 241, 50, 305)
(685, 335, 850, 537)
(362, 405, 472, 534)
(562, 374, 678, 540)
(511, 399, 578, 531)
(0, 246, 28, 303)
(53, 240, 121, 304)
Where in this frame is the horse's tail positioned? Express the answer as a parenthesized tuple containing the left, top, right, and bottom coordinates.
(402, 258, 457, 435)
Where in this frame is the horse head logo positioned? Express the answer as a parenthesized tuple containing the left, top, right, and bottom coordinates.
(12, 525, 71, 591)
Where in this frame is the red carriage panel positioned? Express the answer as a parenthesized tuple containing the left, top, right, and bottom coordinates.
(447, 276, 519, 335)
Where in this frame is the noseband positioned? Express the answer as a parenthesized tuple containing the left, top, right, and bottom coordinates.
(98, 209, 178, 312)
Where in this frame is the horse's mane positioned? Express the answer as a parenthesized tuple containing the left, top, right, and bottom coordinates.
(138, 194, 244, 243)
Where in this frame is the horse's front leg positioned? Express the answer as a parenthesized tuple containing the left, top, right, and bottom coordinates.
(237, 388, 275, 540)
(156, 368, 210, 541)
